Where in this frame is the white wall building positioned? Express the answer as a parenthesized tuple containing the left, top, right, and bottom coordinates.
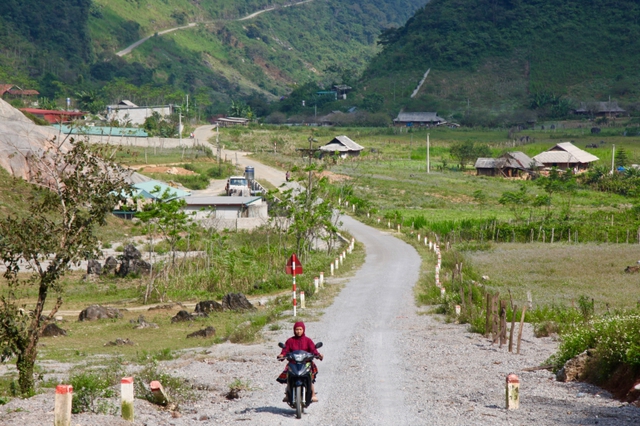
(106, 100, 174, 126)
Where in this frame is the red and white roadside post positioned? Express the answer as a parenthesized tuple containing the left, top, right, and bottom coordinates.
(286, 254, 303, 317)
(300, 291, 306, 309)
(506, 374, 520, 409)
(320, 272, 324, 287)
(121, 377, 134, 421)
(55, 384, 73, 426)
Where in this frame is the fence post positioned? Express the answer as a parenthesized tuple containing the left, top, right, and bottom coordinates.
(517, 305, 527, 354)
(508, 305, 517, 352)
(485, 293, 491, 338)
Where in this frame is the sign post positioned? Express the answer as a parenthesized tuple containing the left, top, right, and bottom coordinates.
(286, 254, 303, 316)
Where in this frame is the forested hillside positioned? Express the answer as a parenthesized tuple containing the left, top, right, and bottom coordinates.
(360, 0, 640, 124)
(0, 0, 426, 116)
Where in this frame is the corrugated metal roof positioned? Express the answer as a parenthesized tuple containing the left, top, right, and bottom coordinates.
(475, 158, 497, 168)
(54, 124, 148, 137)
(533, 151, 578, 164)
(394, 112, 445, 123)
(319, 135, 364, 152)
(552, 142, 599, 162)
(132, 180, 190, 201)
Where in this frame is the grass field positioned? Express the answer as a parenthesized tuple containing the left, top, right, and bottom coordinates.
(466, 243, 640, 311)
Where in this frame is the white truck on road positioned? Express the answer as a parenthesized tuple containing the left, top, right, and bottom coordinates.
(225, 176, 250, 196)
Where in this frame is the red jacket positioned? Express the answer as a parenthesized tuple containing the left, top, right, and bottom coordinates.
(280, 335, 320, 356)
(280, 321, 320, 356)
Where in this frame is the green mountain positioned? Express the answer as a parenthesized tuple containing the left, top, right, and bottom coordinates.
(360, 0, 640, 124)
(0, 0, 426, 116)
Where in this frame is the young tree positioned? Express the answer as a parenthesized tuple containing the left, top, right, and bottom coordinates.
(135, 188, 194, 267)
(0, 138, 129, 395)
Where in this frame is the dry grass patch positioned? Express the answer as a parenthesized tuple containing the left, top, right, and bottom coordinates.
(466, 243, 640, 311)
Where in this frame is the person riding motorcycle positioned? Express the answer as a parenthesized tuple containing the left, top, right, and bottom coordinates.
(277, 321, 323, 402)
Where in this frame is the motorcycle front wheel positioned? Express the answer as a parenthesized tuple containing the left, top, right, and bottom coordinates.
(295, 386, 302, 419)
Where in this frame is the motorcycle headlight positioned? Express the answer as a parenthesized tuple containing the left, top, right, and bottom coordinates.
(292, 353, 307, 362)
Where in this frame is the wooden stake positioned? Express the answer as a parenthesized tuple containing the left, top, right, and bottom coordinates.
(508, 305, 517, 353)
(517, 305, 527, 355)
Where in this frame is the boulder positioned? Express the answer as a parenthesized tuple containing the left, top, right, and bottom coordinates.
(130, 315, 158, 329)
(104, 338, 135, 346)
(102, 256, 118, 275)
(122, 244, 142, 261)
(79, 305, 122, 321)
(41, 323, 67, 337)
(171, 310, 194, 323)
(130, 258, 151, 275)
(87, 259, 102, 275)
(195, 300, 223, 314)
(186, 326, 216, 338)
(556, 350, 591, 382)
(222, 293, 254, 311)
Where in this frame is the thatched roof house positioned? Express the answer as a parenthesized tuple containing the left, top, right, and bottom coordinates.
(319, 135, 364, 158)
(475, 152, 542, 177)
(533, 142, 599, 171)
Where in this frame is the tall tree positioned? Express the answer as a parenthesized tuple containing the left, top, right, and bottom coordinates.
(0, 138, 129, 395)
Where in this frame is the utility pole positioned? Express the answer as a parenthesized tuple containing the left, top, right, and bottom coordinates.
(307, 133, 314, 195)
(611, 144, 615, 174)
(426, 133, 430, 173)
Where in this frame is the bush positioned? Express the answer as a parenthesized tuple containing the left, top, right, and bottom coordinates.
(548, 313, 640, 376)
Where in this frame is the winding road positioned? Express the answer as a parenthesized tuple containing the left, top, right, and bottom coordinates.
(116, 0, 315, 57)
(191, 124, 424, 423)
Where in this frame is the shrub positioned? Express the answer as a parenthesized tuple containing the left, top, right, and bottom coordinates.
(548, 313, 640, 377)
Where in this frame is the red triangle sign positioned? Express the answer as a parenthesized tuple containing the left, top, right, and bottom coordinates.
(286, 253, 303, 275)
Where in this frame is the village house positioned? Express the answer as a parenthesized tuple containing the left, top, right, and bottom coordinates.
(20, 108, 86, 124)
(318, 135, 364, 158)
(475, 152, 543, 178)
(393, 111, 446, 127)
(573, 101, 626, 117)
(106, 100, 174, 126)
(0, 84, 40, 101)
(533, 142, 599, 171)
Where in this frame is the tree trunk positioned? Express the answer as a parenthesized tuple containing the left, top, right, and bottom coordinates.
(17, 331, 38, 396)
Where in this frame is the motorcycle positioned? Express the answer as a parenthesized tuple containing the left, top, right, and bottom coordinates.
(278, 341, 323, 419)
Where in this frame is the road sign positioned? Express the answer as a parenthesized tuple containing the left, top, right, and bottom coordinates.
(286, 253, 303, 275)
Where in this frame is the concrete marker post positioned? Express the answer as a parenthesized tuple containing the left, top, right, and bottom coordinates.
(314, 277, 319, 292)
(300, 291, 306, 309)
(330, 263, 334, 276)
(121, 377, 134, 421)
(335, 258, 339, 270)
(320, 272, 324, 287)
(440, 287, 446, 297)
(506, 374, 520, 410)
(352, 204, 355, 212)
(424, 237, 428, 246)
(388, 220, 390, 228)
(418, 233, 420, 241)
(54, 384, 73, 426)
(455, 305, 461, 316)
(378, 218, 380, 224)
(397, 224, 400, 232)
(150, 381, 168, 406)
(292, 258, 297, 317)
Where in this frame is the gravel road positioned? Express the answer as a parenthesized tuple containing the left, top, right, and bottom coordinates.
(2, 130, 639, 424)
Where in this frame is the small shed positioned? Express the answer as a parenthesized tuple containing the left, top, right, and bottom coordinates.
(475, 152, 542, 177)
(533, 142, 599, 171)
(393, 112, 445, 127)
(318, 135, 364, 158)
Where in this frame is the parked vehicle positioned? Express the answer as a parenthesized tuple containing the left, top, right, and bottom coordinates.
(278, 341, 323, 418)
(225, 176, 249, 196)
